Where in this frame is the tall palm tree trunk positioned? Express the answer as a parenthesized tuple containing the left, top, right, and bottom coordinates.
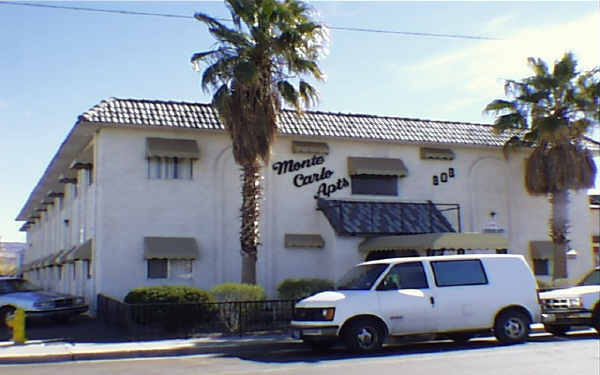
(240, 161, 261, 284)
(550, 189, 569, 280)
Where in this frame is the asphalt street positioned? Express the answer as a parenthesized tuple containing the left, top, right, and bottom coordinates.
(1, 331, 598, 375)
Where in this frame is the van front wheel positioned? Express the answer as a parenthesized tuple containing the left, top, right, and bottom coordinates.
(343, 318, 385, 353)
(494, 310, 530, 345)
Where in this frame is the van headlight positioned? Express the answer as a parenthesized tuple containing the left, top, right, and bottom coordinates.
(567, 298, 583, 308)
(294, 307, 336, 321)
(74, 297, 85, 305)
(321, 308, 335, 321)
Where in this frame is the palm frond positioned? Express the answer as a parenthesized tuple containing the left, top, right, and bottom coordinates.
(483, 99, 516, 115)
(277, 80, 299, 109)
(492, 112, 527, 134)
(299, 80, 319, 108)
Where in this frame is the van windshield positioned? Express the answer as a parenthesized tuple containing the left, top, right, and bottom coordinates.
(337, 264, 389, 290)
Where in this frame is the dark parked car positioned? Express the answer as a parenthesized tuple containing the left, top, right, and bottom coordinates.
(0, 277, 88, 326)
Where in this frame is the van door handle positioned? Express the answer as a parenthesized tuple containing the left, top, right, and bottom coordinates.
(430, 296, 435, 306)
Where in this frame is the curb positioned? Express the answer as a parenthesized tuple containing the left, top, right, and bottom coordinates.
(0, 324, 569, 365)
(0, 336, 300, 365)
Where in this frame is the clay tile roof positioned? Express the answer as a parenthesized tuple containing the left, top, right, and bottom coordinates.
(79, 97, 512, 147)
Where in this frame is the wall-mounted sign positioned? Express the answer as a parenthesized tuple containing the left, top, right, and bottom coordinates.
(272, 155, 325, 175)
(432, 167, 456, 186)
(272, 155, 349, 198)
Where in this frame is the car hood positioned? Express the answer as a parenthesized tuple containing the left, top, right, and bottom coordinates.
(295, 290, 369, 308)
(3, 291, 72, 303)
(540, 285, 600, 298)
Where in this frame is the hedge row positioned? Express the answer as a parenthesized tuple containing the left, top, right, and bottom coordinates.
(124, 278, 334, 304)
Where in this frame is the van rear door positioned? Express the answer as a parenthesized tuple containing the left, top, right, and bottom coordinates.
(428, 259, 493, 332)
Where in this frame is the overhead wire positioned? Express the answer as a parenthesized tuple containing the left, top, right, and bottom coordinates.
(0, 1, 501, 41)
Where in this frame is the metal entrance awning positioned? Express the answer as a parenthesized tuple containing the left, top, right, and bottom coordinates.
(359, 232, 508, 253)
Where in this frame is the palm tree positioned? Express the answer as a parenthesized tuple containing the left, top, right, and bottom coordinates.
(191, 0, 327, 284)
(485, 52, 599, 281)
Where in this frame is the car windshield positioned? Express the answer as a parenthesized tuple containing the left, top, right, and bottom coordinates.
(0, 279, 43, 294)
(336, 263, 389, 290)
(577, 269, 600, 286)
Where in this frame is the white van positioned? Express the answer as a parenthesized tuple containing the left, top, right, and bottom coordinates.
(291, 254, 541, 352)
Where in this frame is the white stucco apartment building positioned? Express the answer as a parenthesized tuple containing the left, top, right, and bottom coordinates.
(16, 98, 599, 312)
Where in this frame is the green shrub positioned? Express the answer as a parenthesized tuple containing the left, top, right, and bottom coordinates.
(277, 278, 334, 300)
(210, 283, 266, 333)
(124, 285, 214, 304)
(210, 283, 266, 302)
(123, 285, 216, 331)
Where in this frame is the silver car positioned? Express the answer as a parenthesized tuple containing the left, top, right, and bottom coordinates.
(0, 278, 88, 326)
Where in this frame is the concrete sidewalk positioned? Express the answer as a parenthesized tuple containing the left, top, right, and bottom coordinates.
(0, 333, 300, 364)
(0, 324, 552, 365)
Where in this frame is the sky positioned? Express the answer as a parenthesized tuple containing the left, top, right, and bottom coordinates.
(1, 1, 599, 243)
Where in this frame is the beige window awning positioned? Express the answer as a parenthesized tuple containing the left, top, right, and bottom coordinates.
(144, 237, 200, 259)
(359, 233, 509, 253)
(146, 138, 200, 159)
(420, 147, 455, 160)
(51, 249, 70, 265)
(347, 157, 408, 177)
(530, 241, 554, 259)
(292, 141, 329, 155)
(41, 253, 57, 267)
(65, 239, 93, 262)
(284, 234, 325, 248)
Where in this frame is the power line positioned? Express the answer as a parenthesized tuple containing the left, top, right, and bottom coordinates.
(0, 1, 501, 41)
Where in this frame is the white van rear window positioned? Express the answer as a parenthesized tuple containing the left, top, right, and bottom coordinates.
(431, 260, 488, 287)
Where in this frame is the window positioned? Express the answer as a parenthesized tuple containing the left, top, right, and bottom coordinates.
(148, 259, 168, 279)
(171, 259, 193, 279)
(533, 259, 549, 276)
(147, 157, 193, 180)
(146, 259, 193, 280)
(377, 262, 428, 290)
(84, 260, 92, 279)
(351, 175, 398, 196)
(431, 259, 488, 287)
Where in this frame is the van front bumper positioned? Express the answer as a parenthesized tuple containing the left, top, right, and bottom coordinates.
(290, 325, 339, 340)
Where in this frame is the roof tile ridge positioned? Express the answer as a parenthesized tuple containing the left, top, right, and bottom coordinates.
(109, 97, 214, 108)
(281, 107, 493, 127)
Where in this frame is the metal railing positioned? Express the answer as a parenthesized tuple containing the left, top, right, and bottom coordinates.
(97, 294, 296, 339)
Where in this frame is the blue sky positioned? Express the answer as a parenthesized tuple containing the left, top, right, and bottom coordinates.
(1, 1, 599, 242)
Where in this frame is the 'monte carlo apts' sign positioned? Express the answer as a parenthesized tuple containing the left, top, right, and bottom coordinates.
(272, 155, 349, 198)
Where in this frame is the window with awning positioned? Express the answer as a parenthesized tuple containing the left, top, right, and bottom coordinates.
(529, 241, 564, 277)
(347, 157, 408, 177)
(146, 138, 200, 159)
(529, 241, 554, 259)
(146, 138, 199, 180)
(284, 234, 325, 248)
(143, 237, 199, 259)
(347, 157, 407, 196)
(292, 141, 329, 155)
(420, 147, 455, 160)
(143, 237, 198, 280)
(67, 239, 93, 262)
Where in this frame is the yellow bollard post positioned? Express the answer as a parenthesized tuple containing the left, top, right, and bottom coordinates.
(6, 308, 27, 345)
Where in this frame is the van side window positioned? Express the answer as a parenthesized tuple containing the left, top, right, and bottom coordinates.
(377, 262, 429, 290)
(431, 260, 488, 287)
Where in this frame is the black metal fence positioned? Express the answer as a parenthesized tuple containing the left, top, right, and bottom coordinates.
(97, 294, 296, 339)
